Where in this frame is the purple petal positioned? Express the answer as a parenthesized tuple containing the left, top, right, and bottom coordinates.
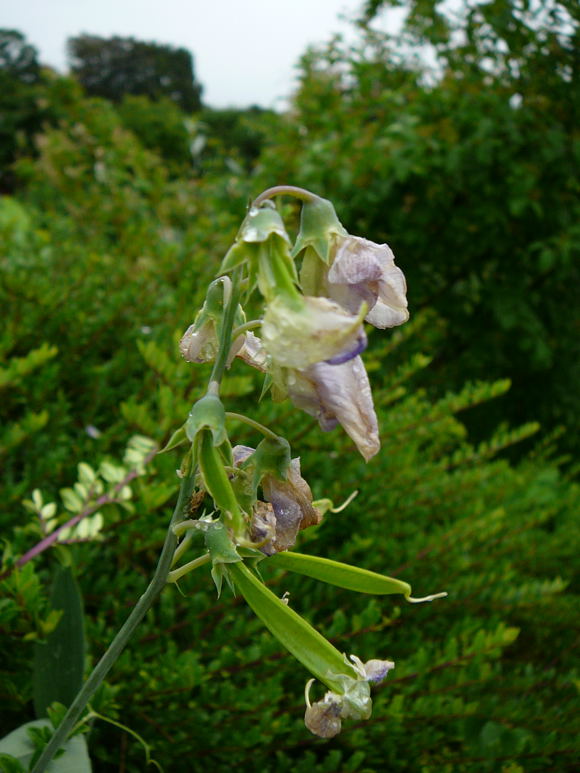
(324, 330, 367, 365)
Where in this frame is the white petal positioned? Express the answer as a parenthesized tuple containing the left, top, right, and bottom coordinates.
(365, 299, 409, 328)
(262, 295, 364, 369)
(328, 236, 385, 284)
(287, 357, 380, 461)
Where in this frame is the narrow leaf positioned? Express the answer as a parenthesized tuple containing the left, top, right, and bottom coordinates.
(33, 566, 85, 718)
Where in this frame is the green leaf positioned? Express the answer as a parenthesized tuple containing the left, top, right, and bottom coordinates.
(230, 562, 357, 693)
(33, 566, 85, 718)
(0, 720, 91, 772)
(267, 552, 412, 597)
(158, 425, 188, 454)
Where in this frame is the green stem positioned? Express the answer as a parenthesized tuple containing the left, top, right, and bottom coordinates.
(31, 474, 195, 773)
(231, 319, 262, 338)
(209, 266, 243, 389)
(225, 412, 280, 442)
(171, 529, 194, 566)
(252, 185, 321, 208)
(167, 552, 211, 583)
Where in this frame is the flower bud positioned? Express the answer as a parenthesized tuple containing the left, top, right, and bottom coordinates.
(292, 196, 347, 264)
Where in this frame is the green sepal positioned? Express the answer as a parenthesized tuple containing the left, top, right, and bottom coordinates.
(292, 196, 347, 263)
(242, 436, 291, 492)
(204, 520, 242, 597)
(267, 552, 413, 598)
(238, 202, 291, 244)
(220, 240, 258, 274)
(230, 562, 358, 693)
(204, 520, 242, 564)
(220, 203, 291, 275)
(186, 394, 226, 446)
(158, 425, 188, 454)
(256, 236, 299, 303)
(259, 373, 273, 402)
(204, 278, 229, 317)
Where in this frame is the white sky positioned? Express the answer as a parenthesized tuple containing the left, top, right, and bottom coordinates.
(2, 0, 368, 108)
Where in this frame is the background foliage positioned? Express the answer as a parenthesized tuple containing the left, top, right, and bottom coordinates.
(0, 2, 578, 771)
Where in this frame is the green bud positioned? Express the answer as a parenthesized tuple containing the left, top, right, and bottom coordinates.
(220, 203, 291, 273)
(292, 197, 347, 264)
(186, 394, 227, 446)
(220, 203, 299, 305)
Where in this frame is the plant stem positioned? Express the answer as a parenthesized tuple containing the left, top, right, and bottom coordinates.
(31, 474, 195, 773)
(252, 185, 320, 208)
(225, 412, 280, 442)
(0, 448, 158, 582)
(167, 552, 211, 583)
(231, 319, 262, 338)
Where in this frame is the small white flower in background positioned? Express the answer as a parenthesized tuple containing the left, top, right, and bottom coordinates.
(327, 235, 409, 329)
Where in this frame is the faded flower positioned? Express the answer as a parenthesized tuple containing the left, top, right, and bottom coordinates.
(285, 356, 380, 461)
(327, 235, 409, 329)
(304, 653, 395, 738)
(261, 295, 366, 370)
(232, 446, 322, 554)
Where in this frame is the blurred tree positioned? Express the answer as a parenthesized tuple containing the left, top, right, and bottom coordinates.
(0, 28, 40, 84)
(67, 34, 203, 112)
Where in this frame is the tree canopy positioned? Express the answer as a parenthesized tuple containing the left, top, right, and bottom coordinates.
(67, 34, 203, 112)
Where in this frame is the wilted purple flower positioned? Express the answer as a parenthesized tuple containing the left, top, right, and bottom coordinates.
(232, 446, 322, 554)
(304, 691, 343, 739)
(286, 356, 380, 461)
(327, 235, 409, 329)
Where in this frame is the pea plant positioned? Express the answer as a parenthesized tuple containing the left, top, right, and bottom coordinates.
(30, 186, 446, 770)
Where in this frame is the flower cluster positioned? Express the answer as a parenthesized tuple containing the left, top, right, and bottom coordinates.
(173, 187, 435, 740)
(181, 193, 409, 462)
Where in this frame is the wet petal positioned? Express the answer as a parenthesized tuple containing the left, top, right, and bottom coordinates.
(262, 295, 365, 369)
(288, 357, 380, 461)
(328, 234, 409, 329)
(236, 331, 269, 372)
(262, 458, 322, 552)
